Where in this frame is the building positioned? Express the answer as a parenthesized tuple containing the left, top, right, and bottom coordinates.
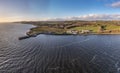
(81, 30, 91, 34)
(66, 30, 79, 34)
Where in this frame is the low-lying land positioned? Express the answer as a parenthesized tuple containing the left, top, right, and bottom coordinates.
(20, 21, 120, 36)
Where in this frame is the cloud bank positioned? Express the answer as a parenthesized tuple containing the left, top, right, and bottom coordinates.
(111, 1, 120, 8)
(45, 14, 120, 21)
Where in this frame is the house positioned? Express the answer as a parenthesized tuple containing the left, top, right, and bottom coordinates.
(81, 30, 91, 34)
(66, 30, 79, 34)
(72, 30, 79, 34)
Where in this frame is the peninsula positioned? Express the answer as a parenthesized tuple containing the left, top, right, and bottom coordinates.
(20, 20, 120, 37)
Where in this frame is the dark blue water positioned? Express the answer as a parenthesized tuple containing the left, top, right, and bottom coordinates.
(0, 23, 120, 73)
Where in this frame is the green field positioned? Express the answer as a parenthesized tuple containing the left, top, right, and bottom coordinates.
(70, 26, 99, 32)
(28, 26, 66, 35)
(70, 25, 120, 33)
(22, 21, 120, 35)
(106, 25, 120, 30)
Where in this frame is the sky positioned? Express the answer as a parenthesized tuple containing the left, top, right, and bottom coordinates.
(0, 0, 120, 22)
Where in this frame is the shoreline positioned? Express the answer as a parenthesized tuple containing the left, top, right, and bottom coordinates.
(19, 32, 120, 40)
(26, 29, 120, 36)
(27, 27, 120, 35)
(26, 26, 120, 37)
(19, 26, 120, 40)
(18, 22, 120, 40)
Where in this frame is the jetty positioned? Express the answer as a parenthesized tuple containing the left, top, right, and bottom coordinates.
(18, 33, 38, 40)
(18, 36, 30, 40)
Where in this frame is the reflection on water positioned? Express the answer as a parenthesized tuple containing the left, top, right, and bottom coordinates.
(0, 23, 120, 73)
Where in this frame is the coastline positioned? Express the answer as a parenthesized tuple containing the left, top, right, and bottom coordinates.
(18, 21, 120, 40)
(27, 27, 120, 36)
(27, 25, 120, 35)
(19, 25, 120, 40)
(26, 25, 120, 37)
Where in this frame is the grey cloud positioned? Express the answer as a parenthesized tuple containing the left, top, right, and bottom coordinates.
(111, 1, 120, 8)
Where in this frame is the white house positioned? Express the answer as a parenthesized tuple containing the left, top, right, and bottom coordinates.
(66, 30, 79, 34)
(81, 30, 91, 33)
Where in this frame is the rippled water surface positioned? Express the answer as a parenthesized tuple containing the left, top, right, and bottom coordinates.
(0, 23, 120, 73)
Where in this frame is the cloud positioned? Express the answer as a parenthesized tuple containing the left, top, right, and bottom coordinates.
(45, 14, 120, 21)
(111, 1, 120, 8)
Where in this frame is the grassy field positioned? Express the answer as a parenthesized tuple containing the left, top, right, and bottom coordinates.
(22, 21, 120, 35)
(70, 26, 99, 32)
(106, 25, 120, 30)
(70, 25, 120, 33)
(28, 26, 66, 35)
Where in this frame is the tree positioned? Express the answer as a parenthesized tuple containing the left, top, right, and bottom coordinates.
(97, 24, 106, 32)
(99, 25, 106, 32)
